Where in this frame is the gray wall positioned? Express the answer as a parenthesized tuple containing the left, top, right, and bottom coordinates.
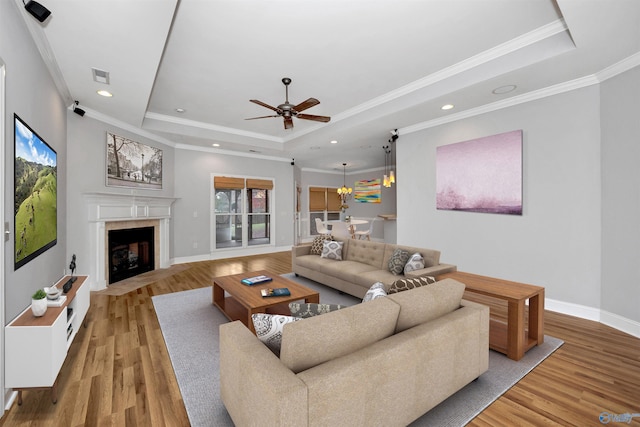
(2, 1, 68, 322)
(601, 66, 640, 323)
(172, 148, 295, 260)
(66, 114, 175, 269)
(397, 76, 640, 329)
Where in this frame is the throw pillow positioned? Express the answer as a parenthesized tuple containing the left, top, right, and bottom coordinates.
(288, 302, 346, 318)
(362, 281, 387, 302)
(310, 234, 333, 255)
(404, 252, 425, 274)
(251, 313, 301, 356)
(320, 240, 343, 260)
(388, 248, 410, 275)
(387, 276, 436, 294)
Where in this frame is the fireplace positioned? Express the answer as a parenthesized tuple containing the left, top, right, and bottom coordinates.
(85, 192, 176, 291)
(108, 226, 155, 284)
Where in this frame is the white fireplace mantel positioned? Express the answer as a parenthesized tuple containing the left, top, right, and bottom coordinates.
(83, 192, 177, 290)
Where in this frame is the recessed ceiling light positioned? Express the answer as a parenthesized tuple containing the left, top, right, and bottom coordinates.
(212, 143, 220, 147)
(97, 90, 112, 97)
(176, 108, 186, 113)
(492, 85, 517, 95)
(441, 104, 454, 110)
(330, 140, 338, 144)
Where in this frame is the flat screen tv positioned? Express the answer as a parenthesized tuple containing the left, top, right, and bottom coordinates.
(14, 114, 57, 270)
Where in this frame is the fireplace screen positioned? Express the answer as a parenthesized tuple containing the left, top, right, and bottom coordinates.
(108, 226, 154, 284)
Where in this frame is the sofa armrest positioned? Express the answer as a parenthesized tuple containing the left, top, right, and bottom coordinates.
(405, 263, 457, 279)
(292, 244, 312, 258)
(219, 321, 308, 427)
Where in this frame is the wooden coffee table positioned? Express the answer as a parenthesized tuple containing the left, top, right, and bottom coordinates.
(212, 270, 319, 334)
(437, 271, 545, 361)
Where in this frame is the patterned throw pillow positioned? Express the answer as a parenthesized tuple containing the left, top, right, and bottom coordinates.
(320, 240, 343, 260)
(252, 313, 301, 356)
(404, 252, 425, 274)
(288, 303, 345, 318)
(362, 281, 387, 302)
(310, 234, 333, 255)
(387, 276, 436, 294)
(388, 248, 410, 275)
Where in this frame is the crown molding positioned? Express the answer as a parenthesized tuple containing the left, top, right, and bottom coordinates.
(596, 51, 640, 82)
(329, 19, 569, 124)
(401, 74, 600, 135)
(144, 112, 282, 143)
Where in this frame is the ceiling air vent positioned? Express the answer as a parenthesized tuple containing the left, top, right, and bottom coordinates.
(92, 68, 110, 84)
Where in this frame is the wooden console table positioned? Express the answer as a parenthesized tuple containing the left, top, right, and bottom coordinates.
(437, 271, 544, 361)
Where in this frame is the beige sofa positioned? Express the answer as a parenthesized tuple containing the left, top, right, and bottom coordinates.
(220, 279, 489, 427)
(292, 237, 457, 299)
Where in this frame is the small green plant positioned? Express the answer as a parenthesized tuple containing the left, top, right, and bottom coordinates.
(32, 289, 46, 300)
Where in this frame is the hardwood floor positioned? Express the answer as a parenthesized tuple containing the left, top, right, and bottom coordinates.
(1, 251, 639, 426)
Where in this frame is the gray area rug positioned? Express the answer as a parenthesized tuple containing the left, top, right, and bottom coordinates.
(152, 273, 563, 426)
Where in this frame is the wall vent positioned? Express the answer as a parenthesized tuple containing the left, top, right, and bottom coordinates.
(92, 68, 110, 84)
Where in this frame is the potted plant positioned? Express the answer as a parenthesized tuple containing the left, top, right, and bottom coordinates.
(31, 289, 47, 317)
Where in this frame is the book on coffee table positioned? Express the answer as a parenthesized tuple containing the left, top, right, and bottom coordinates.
(261, 288, 291, 297)
(241, 275, 273, 286)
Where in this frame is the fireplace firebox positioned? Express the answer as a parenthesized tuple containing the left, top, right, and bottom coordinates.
(108, 226, 155, 284)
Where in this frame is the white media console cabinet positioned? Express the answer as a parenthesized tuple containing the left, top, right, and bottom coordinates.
(5, 275, 90, 404)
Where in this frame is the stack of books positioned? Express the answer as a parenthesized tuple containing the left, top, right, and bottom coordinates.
(260, 288, 291, 297)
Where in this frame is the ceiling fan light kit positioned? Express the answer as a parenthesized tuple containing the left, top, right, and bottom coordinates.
(246, 77, 331, 129)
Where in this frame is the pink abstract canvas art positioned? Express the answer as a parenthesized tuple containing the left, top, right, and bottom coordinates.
(436, 130, 522, 215)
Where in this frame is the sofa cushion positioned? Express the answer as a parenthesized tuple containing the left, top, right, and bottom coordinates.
(321, 241, 343, 260)
(252, 313, 302, 356)
(343, 238, 386, 269)
(362, 281, 387, 302)
(288, 303, 346, 318)
(387, 276, 436, 294)
(280, 297, 400, 373)
(310, 234, 333, 255)
(403, 252, 425, 274)
(386, 279, 465, 333)
(388, 248, 410, 275)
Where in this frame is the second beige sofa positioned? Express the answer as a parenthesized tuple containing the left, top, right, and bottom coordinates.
(292, 237, 457, 299)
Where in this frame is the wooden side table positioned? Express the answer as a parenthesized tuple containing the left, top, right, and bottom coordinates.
(437, 271, 544, 361)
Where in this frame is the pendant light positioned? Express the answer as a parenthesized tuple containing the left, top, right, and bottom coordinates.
(337, 162, 352, 211)
(388, 129, 398, 185)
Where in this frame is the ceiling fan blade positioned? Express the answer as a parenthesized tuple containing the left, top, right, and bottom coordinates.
(245, 115, 279, 120)
(294, 98, 320, 112)
(284, 117, 294, 129)
(297, 113, 331, 123)
(250, 99, 280, 113)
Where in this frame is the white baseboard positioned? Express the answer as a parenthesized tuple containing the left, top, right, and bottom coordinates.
(600, 310, 640, 339)
(172, 244, 292, 265)
(546, 298, 640, 339)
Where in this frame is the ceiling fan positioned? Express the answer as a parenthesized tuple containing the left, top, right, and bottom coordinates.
(246, 77, 331, 129)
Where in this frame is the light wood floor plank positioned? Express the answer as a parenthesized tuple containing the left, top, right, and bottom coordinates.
(1, 251, 638, 426)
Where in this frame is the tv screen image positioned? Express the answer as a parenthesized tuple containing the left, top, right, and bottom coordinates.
(14, 114, 57, 270)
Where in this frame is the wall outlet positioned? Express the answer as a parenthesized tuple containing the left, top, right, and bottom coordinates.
(193, 241, 198, 249)
(193, 211, 198, 218)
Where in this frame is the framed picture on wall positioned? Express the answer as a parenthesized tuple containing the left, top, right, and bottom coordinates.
(436, 130, 522, 215)
(106, 132, 163, 189)
(354, 178, 381, 203)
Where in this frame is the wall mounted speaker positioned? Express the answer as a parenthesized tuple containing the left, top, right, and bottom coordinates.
(24, 1, 51, 23)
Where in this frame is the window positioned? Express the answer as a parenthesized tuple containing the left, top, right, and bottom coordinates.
(213, 176, 273, 249)
(309, 186, 340, 235)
